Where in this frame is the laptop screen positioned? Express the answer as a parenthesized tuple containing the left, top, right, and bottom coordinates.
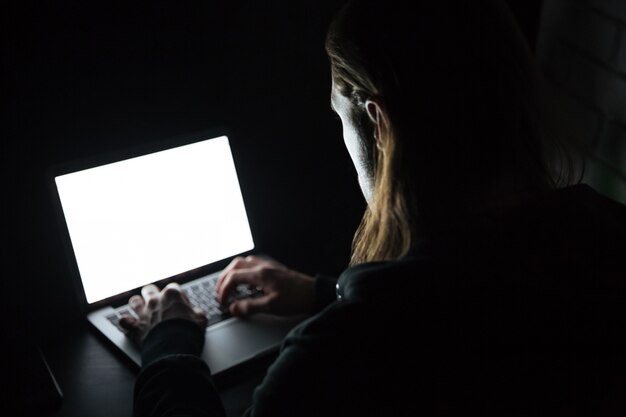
(54, 135, 254, 304)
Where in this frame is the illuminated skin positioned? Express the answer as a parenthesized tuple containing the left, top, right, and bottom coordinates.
(330, 82, 377, 205)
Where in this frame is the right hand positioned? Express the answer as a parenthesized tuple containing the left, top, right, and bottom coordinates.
(216, 255, 315, 317)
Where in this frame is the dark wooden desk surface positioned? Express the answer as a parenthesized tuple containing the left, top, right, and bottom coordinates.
(42, 323, 269, 417)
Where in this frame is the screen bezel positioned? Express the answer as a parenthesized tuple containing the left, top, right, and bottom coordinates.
(47, 127, 255, 312)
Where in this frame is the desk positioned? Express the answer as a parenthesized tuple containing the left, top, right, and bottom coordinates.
(43, 322, 270, 417)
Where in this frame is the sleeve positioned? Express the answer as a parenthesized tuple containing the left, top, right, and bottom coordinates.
(239, 303, 354, 417)
(240, 336, 324, 417)
(133, 319, 226, 417)
(312, 274, 338, 312)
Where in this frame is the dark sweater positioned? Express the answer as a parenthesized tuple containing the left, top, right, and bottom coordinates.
(134, 184, 626, 416)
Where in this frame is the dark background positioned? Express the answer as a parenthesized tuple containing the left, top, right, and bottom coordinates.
(1, 0, 542, 415)
(3, 0, 361, 338)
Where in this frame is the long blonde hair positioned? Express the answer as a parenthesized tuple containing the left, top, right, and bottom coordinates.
(326, 0, 577, 266)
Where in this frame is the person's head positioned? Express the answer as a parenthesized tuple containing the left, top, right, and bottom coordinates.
(326, 0, 574, 265)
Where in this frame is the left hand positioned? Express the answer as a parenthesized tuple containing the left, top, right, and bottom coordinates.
(119, 282, 208, 345)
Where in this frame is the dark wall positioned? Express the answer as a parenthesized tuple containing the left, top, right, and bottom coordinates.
(505, 0, 543, 52)
(2, 0, 543, 343)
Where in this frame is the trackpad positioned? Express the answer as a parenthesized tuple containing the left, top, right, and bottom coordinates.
(202, 314, 304, 375)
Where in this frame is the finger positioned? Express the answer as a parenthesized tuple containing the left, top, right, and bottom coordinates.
(142, 284, 161, 310)
(167, 282, 193, 306)
(157, 282, 193, 306)
(248, 255, 288, 271)
(193, 308, 209, 328)
(245, 255, 264, 263)
(217, 269, 264, 304)
(216, 257, 254, 294)
(141, 284, 160, 301)
(230, 296, 270, 316)
(161, 283, 186, 307)
(119, 315, 139, 331)
(129, 295, 145, 313)
(246, 255, 282, 268)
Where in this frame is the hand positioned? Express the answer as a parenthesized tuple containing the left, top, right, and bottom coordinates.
(216, 255, 315, 317)
(119, 282, 208, 345)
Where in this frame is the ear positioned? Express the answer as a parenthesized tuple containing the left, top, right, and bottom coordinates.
(365, 99, 383, 126)
(365, 99, 387, 150)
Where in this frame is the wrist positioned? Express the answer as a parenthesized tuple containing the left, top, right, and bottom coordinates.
(141, 318, 205, 367)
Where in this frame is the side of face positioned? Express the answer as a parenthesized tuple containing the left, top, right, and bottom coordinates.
(330, 83, 376, 205)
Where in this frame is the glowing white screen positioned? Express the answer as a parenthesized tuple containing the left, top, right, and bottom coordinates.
(55, 136, 254, 304)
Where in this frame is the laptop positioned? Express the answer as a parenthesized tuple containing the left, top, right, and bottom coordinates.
(48, 129, 305, 380)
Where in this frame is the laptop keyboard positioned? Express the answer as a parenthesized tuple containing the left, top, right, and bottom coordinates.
(106, 271, 262, 332)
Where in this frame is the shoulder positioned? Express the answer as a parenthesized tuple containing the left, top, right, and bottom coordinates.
(283, 257, 434, 349)
(335, 256, 436, 302)
(282, 261, 418, 346)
